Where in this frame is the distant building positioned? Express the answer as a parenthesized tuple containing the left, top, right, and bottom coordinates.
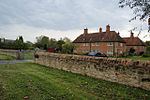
(73, 25, 126, 56)
(0, 38, 15, 43)
(123, 32, 146, 55)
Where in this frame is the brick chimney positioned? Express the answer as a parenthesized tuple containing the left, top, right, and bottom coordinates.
(130, 31, 134, 38)
(106, 25, 110, 32)
(99, 27, 102, 33)
(84, 28, 88, 34)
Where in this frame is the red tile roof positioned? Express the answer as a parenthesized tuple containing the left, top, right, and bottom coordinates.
(73, 31, 126, 43)
(123, 37, 146, 46)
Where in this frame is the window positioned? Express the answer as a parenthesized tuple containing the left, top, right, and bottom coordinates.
(73, 50, 77, 53)
(92, 43, 95, 46)
(134, 46, 137, 49)
(86, 43, 89, 46)
(120, 43, 123, 47)
(83, 43, 86, 46)
(96, 50, 99, 52)
(116, 42, 118, 46)
(107, 42, 113, 46)
(83, 49, 86, 53)
(107, 50, 113, 54)
(120, 51, 122, 54)
(96, 42, 99, 46)
(86, 50, 88, 53)
(91, 50, 95, 52)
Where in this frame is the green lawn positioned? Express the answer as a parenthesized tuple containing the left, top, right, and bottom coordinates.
(0, 54, 16, 60)
(0, 63, 150, 100)
(24, 51, 34, 60)
(119, 56, 150, 60)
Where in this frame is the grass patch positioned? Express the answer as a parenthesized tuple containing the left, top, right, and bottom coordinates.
(0, 63, 150, 100)
(0, 54, 16, 60)
(23, 51, 34, 60)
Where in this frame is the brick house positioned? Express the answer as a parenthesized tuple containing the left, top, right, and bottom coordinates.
(73, 25, 126, 56)
(123, 32, 146, 55)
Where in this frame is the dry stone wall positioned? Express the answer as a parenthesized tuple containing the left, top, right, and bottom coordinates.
(35, 51, 150, 91)
(0, 49, 19, 58)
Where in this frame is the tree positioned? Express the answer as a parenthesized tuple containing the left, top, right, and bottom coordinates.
(119, 0, 150, 21)
(14, 36, 28, 50)
(35, 36, 49, 50)
(49, 38, 57, 49)
(56, 39, 65, 51)
(61, 37, 76, 54)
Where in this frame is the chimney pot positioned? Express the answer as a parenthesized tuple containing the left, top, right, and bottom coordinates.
(131, 31, 134, 38)
(84, 28, 88, 34)
(99, 27, 102, 33)
(106, 25, 110, 32)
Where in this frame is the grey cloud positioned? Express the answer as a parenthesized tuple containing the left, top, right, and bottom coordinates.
(0, 0, 132, 30)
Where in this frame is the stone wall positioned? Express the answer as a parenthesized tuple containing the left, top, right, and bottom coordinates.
(35, 51, 150, 91)
(0, 49, 19, 58)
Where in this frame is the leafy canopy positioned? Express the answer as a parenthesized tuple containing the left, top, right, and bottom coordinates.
(119, 0, 150, 21)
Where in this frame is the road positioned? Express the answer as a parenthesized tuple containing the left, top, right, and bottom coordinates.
(0, 60, 34, 64)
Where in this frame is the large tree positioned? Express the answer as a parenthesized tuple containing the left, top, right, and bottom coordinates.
(35, 36, 50, 50)
(119, 0, 150, 21)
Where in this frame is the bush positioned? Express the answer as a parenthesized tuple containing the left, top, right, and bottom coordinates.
(143, 54, 150, 57)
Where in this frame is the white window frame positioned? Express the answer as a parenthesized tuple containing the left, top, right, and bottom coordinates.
(120, 51, 122, 54)
(86, 43, 89, 46)
(86, 50, 88, 53)
(120, 43, 123, 47)
(107, 42, 113, 46)
(107, 50, 113, 54)
(83, 43, 86, 46)
(96, 50, 99, 52)
(96, 42, 99, 46)
(92, 43, 95, 46)
(134, 46, 137, 49)
(83, 49, 86, 53)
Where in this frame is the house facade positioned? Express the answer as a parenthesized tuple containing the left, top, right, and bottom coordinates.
(73, 25, 126, 56)
(123, 32, 146, 55)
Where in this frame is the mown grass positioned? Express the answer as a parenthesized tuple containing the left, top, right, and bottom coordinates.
(0, 54, 16, 60)
(0, 63, 150, 100)
(23, 51, 34, 60)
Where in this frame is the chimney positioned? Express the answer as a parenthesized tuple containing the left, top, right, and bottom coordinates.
(130, 31, 134, 38)
(118, 32, 120, 35)
(84, 28, 88, 34)
(106, 25, 110, 32)
(99, 27, 102, 33)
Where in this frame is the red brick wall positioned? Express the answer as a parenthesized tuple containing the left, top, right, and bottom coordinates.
(126, 46, 146, 55)
(74, 42, 126, 56)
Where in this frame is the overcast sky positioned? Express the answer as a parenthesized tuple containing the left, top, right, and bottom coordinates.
(0, 0, 149, 42)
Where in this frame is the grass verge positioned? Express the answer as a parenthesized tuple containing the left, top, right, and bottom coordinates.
(0, 54, 16, 60)
(0, 63, 150, 100)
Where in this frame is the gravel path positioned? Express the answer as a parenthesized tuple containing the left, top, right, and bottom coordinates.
(0, 60, 34, 64)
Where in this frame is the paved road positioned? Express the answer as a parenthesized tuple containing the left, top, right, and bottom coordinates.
(0, 60, 34, 64)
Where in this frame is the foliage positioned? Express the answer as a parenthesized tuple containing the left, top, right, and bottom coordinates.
(0, 63, 149, 99)
(35, 36, 49, 50)
(61, 37, 76, 54)
(146, 41, 150, 46)
(119, 0, 150, 21)
(0, 36, 29, 50)
(146, 46, 150, 55)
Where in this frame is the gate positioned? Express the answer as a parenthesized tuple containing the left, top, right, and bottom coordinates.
(18, 50, 35, 60)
